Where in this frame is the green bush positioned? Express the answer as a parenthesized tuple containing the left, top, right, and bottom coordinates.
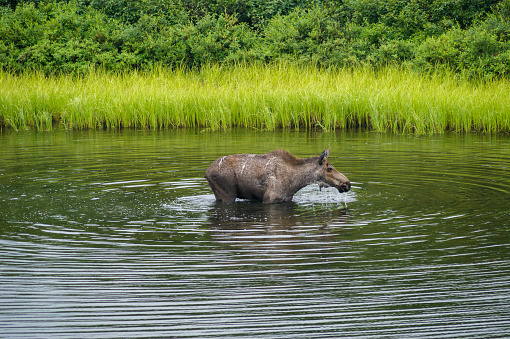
(414, 7, 510, 78)
(182, 13, 259, 66)
(1, 0, 509, 77)
(182, 0, 320, 29)
(0, 3, 45, 48)
(261, 6, 413, 68)
(0, 1, 125, 73)
(261, 6, 342, 65)
(114, 12, 260, 69)
(85, 0, 187, 25)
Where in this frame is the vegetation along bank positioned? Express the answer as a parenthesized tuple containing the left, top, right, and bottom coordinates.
(1, 64, 509, 133)
(1, 0, 509, 133)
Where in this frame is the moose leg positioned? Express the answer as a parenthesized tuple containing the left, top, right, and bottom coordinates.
(207, 177, 237, 203)
(262, 184, 286, 204)
(262, 192, 279, 204)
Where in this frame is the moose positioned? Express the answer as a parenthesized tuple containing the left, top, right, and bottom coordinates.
(205, 149, 351, 204)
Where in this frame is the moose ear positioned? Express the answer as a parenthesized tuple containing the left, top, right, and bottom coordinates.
(318, 148, 330, 165)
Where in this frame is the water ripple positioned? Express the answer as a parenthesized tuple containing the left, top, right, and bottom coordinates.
(1, 131, 509, 338)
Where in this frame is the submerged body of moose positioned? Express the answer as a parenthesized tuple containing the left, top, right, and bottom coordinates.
(205, 149, 351, 204)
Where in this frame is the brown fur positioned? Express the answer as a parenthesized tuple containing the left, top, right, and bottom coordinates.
(205, 149, 350, 204)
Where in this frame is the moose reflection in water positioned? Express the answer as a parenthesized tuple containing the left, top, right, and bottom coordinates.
(208, 200, 350, 227)
(205, 149, 351, 204)
(206, 200, 350, 247)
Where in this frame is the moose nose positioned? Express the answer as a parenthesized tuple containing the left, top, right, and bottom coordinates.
(340, 181, 351, 192)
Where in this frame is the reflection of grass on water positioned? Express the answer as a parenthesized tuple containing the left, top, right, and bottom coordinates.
(1, 63, 509, 133)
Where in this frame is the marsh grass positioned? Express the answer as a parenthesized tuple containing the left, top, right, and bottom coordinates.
(1, 64, 509, 133)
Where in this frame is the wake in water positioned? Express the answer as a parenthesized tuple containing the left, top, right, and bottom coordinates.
(163, 194, 216, 214)
(292, 184, 355, 208)
(164, 181, 356, 215)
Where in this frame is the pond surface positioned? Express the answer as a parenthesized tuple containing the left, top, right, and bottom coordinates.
(1, 129, 509, 338)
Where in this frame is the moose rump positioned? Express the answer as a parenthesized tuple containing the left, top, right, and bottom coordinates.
(205, 149, 350, 204)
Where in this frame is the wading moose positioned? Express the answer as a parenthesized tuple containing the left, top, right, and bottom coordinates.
(205, 149, 351, 204)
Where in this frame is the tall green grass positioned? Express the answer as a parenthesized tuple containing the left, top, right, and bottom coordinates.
(1, 64, 509, 133)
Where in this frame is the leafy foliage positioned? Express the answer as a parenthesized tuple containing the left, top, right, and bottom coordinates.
(0, 0, 509, 77)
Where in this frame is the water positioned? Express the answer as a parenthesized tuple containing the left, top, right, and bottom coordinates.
(1, 129, 509, 338)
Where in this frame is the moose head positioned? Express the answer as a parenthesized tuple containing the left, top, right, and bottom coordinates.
(317, 148, 351, 193)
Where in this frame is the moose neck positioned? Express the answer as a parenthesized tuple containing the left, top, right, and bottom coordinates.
(287, 157, 320, 195)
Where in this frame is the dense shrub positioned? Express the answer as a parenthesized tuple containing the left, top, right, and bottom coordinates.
(262, 7, 419, 68)
(326, 0, 501, 37)
(111, 12, 259, 69)
(415, 3, 510, 78)
(84, 0, 187, 25)
(0, 2, 125, 72)
(261, 6, 340, 64)
(182, 13, 259, 66)
(181, 0, 321, 29)
(0, 0, 509, 77)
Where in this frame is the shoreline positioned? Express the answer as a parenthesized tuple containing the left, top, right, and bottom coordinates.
(1, 64, 509, 134)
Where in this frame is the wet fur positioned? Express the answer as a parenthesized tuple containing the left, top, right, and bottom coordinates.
(205, 149, 350, 204)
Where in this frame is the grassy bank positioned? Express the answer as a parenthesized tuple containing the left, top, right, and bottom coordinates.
(1, 64, 509, 133)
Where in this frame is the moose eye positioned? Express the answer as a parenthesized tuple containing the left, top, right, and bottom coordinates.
(327, 167, 333, 172)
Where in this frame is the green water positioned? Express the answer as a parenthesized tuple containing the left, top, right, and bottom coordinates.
(1, 129, 509, 338)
